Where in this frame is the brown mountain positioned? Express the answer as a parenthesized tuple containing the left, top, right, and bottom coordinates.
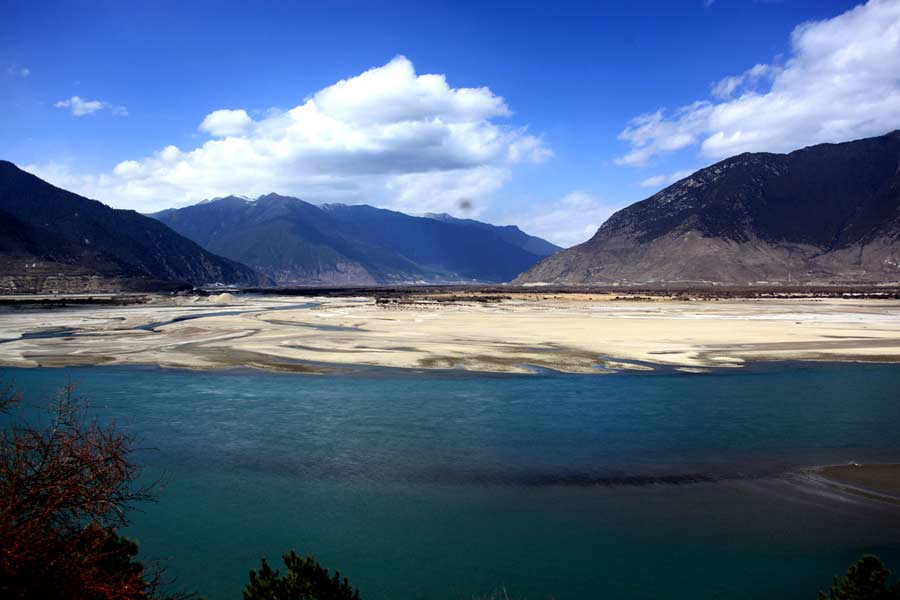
(515, 131, 900, 286)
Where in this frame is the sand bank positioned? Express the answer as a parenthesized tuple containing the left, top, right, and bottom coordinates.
(0, 294, 899, 373)
(808, 464, 900, 505)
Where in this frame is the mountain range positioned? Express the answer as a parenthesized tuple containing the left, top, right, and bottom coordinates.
(152, 196, 559, 285)
(516, 131, 900, 286)
(4, 130, 900, 293)
(0, 161, 267, 292)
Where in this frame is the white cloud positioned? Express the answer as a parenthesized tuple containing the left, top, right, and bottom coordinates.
(54, 96, 128, 117)
(386, 166, 510, 216)
(198, 109, 254, 136)
(639, 168, 695, 188)
(616, 0, 900, 165)
(502, 191, 623, 248)
(31, 56, 547, 214)
(710, 63, 772, 99)
(614, 103, 711, 166)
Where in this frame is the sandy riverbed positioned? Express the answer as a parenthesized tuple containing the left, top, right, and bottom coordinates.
(0, 293, 899, 374)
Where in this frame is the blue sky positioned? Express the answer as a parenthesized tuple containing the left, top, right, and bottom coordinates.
(3, 0, 897, 246)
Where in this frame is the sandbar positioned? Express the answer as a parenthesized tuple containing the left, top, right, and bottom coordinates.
(0, 292, 899, 374)
(808, 464, 900, 505)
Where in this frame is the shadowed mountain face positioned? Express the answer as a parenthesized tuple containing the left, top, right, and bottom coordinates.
(0, 161, 268, 292)
(422, 212, 560, 257)
(516, 131, 900, 286)
(153, 196, 559, 285)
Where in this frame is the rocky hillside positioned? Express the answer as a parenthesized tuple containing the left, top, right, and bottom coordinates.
(0, 161, 268, 292)
(516, 131, 900, 286)
(153, 196, 558, 285)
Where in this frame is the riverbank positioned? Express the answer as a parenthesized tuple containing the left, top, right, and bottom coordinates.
(0, 292, 899, 373)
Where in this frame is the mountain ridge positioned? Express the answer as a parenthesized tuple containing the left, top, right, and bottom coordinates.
(152, 196, 559, 285)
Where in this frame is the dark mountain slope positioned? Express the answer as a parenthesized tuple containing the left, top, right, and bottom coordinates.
(154, 195, 423, 285)
(0, 161, 268, 291)
(515, 131, 900, 285)
(423, 212, 561, 257)
(321, 204, 549, 282)
(0, 208, 133, 292)
(154, 196, 556, 285)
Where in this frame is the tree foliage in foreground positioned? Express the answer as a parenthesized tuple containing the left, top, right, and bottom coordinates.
(0, 382, 158, 599)
(820, 555, 900, 600)
(244, 550, 360, 600)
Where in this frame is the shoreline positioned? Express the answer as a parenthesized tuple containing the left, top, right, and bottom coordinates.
(803, 464, 900, 506)
(3, 356, 893, 379)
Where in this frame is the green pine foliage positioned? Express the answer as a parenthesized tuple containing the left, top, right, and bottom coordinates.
(819, 555, 900, 600)
(243, 550, 360, 600)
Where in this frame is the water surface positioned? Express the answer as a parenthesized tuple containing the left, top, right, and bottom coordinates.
(3, 363, 900, 599)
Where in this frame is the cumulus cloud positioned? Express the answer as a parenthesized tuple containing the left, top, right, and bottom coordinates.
(198, 109, 254, 136)
(31, 56, 548, 214)
(54, 96, 128, 117)
(616, 0, 900, 165)
(502, 191, 623, 248)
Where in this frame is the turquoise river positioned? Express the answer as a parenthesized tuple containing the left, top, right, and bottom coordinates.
(2, 363, 900, 599)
